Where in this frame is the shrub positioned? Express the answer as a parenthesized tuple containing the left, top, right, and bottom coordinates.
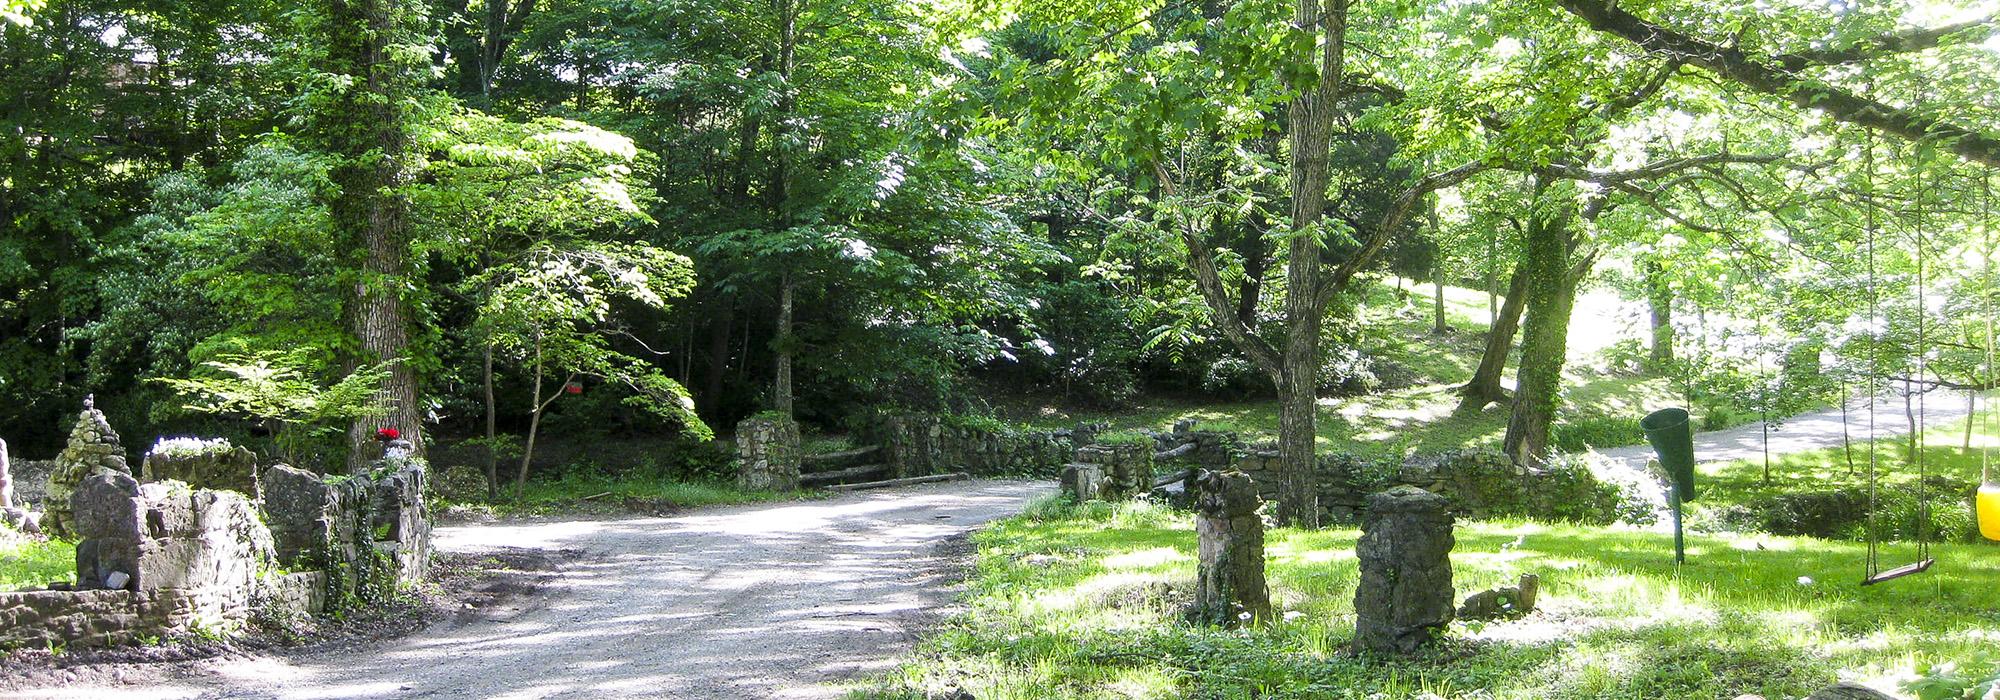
(1551, 415, 1645, 451)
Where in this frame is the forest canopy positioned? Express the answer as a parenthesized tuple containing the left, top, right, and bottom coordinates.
(0, 0, 1995, 505)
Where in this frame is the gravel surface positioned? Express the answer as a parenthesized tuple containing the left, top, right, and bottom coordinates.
(12, 478, 1052, 700)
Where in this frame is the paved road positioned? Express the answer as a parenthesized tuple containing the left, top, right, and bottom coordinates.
(1594, 390, 1979, 470)
(23, 479, 1053, 700)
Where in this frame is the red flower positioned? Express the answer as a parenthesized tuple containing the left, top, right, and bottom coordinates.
(376, 428, 401, 441)
(565, 383, 583, 395)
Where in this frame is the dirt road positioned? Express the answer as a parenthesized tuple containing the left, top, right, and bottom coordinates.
(1593, 390, 1978, 470)
(20, 478, 1052, 700)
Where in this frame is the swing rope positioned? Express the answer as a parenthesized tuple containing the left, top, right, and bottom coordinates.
(1863, 138, 1937, 585)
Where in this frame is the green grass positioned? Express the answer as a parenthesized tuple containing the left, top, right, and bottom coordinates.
(855, 497, 2000, 700)
(0, 535, 76, 591)
(998, 280, 1724, 458)
(457, 473, 808, 517)
(1703, 408, 1997, 503)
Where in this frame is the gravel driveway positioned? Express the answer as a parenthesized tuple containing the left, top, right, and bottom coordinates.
(20, 478, 1052, 700)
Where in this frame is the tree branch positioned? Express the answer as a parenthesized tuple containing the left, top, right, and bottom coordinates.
(1771, 14, 1999, 71)
(1555, 0, 2000, 169)
(1317, 158, 1493, 309)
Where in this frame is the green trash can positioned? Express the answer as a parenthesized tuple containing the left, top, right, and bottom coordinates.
(1642, 407, 1697, 503)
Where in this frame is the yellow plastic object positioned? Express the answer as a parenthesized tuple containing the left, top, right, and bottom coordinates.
(1980, 483, 2000, 542)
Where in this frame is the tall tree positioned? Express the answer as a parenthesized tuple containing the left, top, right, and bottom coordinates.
(300, 0, 435, 470)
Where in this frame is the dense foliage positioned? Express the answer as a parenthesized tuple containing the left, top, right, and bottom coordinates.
(1, 0, 1996, 500)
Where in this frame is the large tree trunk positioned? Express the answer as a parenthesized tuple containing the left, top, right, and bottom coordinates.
(1645, 258, 1674, 368)
(1455, 266, 1529, 415)
(1504, 187, 1589, 465)
(774, 275, 795, 418)
(325, 0, 425, 474)
(1265, 0, 1348, 529)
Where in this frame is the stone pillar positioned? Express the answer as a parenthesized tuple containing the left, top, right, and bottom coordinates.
(1188, 470, 1270, 627)
(1075, 443, 1153, 500)
(736, 416, 801, 492)
(1353, 485, 1456, 654)
(44, 397, 133, 539)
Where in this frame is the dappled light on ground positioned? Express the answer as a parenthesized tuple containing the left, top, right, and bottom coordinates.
(27, 481, 1052, 700)
(877, 497, 2000, 699)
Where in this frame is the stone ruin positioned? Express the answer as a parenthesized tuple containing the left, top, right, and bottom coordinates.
(42, 396, 133, 539)
(1353, 485, 1456, 655)
(736, 415, 801, 492)
(1186, 470, 1270, 627)
(1457, 573, 1539, 620)
(142, 437, 261, 500)
(0, 399, 431, 649)
(1061, 442, 1154, 503)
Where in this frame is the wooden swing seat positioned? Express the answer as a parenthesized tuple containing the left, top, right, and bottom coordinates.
(1860, 559, 1934, 586)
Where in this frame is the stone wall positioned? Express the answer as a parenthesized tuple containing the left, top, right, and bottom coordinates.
(735, 416, 801, 492)
(142, 437, 260, 500)
(1230, 448, 1631, 525)
(262, 458, 431, 604)
(9, 460, 56, 509)
(879, 415, 1079, 478)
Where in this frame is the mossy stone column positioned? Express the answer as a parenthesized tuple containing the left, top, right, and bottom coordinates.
(737, 416, 801, 492)
(1353, 485, 1456, 654)
(1188, 470, 1271, 627)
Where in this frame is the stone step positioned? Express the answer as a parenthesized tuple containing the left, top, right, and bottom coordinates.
(800, 463, 892, 487)
(800, 445, 882, 474)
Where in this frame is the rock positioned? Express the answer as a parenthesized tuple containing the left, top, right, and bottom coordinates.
(1804, 683, 1896, 700)
(42, 397, 133, 538)
(1353, 486, 1456, 654)
(1186, 470, 1270, 627)
(1457, 573, 1539, 620)
(1060, 463, 1104, 502)
(0, 507, 38, 534)
(104, 571, 130, 590)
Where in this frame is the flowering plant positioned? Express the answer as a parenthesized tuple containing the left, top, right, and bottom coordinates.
(376, 427, 400, 441)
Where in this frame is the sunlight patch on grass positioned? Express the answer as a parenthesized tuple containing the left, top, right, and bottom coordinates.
(863, 499, 2000, 699)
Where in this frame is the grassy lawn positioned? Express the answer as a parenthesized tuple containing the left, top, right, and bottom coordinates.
(0, 534, 75, 592)
(440, 472, 808, 517)
(1002, 280, 1698, 458)
(856, 497, 2000, 700)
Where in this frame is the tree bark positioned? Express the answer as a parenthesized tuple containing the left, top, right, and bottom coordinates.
(1455, 266, 1529, 415)
(325, 0, 425, 474)
(774, 274, 795, 418)
(1266, 0, 1350, 528)
(1645, 258, 1674, 368)
(1503, 184, 1592, 465)
(483, 342, 498, 500)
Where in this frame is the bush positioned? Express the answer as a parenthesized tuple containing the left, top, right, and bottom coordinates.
(1200, 356, 1269, 398)
(1551, 415, 1645, 451)
(1723, 477, 1978, 542)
